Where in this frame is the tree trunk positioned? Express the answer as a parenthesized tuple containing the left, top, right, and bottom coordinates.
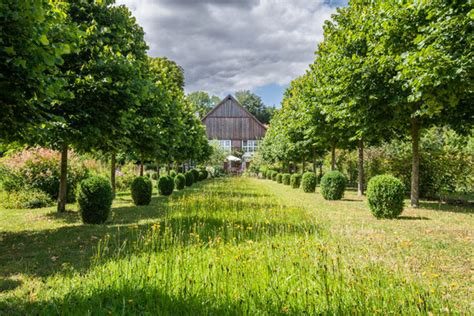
(331, 142, 336, 171)
(319, 163, 323, 180)
(302, 157, 306, 174)
(357, 139, 364, 196)
(167, 163, 171, 175)
(140, 154, 144, 176)
(57, 143, 68, 213)
(411, 117, 421, 207)
(312, 147, 317, 174)
(110, 151, 116, 197)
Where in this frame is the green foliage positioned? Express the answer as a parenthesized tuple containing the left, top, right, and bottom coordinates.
(190, 169, 200, 182)
(290, 174, 302, 189)
(265, 170, 272, 180)
(271, 171, 278, 181)
(77, 176, 113, 224)
(282, 173, 291, 185)
(115, 162, 137, 192)
(367, 175, 405, 219)
(199, 169, 208, 181)
(2, 188, 53, 209)
(235, 90, 275, 124)
(301, 172, 317, 193)
(169, 170, 177, 178)
(276, 173, 283, 183)
(174, 174, 186, 190)
(320, 171, 347, 200)
(0, 148, 88, 202)
(158, 176, 174, 196)
(187, 91, 220, 119)
(185, 171, 194, 187)
(130, 177, 152, 206)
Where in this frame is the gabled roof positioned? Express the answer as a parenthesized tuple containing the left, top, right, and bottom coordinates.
(202, 94, 267, 130)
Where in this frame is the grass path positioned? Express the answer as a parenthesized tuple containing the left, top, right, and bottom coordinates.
(0, 177, 472, 314)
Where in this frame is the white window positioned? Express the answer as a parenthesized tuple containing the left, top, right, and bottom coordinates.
(218, 140, 232, 152)
(242, 140, 258, 153)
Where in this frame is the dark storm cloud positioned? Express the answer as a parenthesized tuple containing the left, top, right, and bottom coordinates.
(117, 0, 346, 96)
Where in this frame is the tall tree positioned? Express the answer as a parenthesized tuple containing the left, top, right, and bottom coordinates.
(187, 91, 220, 119)
(235, 90, 275, 124)
(38, 0, 148, 212)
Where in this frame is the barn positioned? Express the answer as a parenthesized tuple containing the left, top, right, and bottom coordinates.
(202, 94, 267, 172)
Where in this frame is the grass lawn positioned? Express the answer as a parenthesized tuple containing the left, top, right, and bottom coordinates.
(0, 177, 472, 314)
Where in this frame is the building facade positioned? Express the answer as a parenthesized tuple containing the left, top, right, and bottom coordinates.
(202, 95, 267, 171)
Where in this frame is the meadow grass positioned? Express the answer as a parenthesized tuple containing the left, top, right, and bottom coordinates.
(0, 177, 472, 314)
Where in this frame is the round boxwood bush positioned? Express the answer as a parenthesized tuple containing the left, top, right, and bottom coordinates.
(170, 170, 177, 178)
(290, 174, 301, 189)
(282, 173, 291, 185)
(367, 175, 405, 219)
(320, 171, 347, 200)
(301, 172, 317, 193)
(158, 176, 174, 196)
(190, 169, 200, 182)
(199, 169, 208, 180)
(77, 176, 113, 224)
(271, 171, 278, 181)
(174, 173, 186, 190)
(276, 173, 283, 183)
(185, 171, 194, 186)
(130, 176, 152, 206)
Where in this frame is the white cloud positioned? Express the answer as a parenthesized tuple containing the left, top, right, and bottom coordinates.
(116, 0, 345, 96)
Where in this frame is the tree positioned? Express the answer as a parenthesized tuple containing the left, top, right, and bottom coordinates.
(37, 0, 148, 212)
(235, 90, 275, 124)
(187, 91, 220, 119)
(0, 0, 77, 142)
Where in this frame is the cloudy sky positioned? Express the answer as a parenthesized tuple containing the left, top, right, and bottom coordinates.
(117, 0, 347, 106)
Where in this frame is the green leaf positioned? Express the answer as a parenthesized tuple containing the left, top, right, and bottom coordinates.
(39, 34, 49, 45)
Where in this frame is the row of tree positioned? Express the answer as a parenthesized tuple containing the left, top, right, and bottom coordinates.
(260, 0, 472, 207)
(1, 0, 211, 212)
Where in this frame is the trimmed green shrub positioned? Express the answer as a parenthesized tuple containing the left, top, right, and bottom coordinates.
(199, 169, 208, 181)
(77, 176, 113, 224)
(174, 173, 186, 190)
(282, 173, 291, 185)
(367, 175, 405, 219)
(271, 171, 278, 181)
(260, 167, 268, 179)
(320, 171, 347, 200)
(276, 173, 283, 183)
(158, 176, 174, 196)
(131, 176, 152, 206)
(290, 174, 302, 189)
(302, 172, 317, 193)
(185, 171, 194, 186)
(190, 169, 200, 182)
(170, 170, 177, 178)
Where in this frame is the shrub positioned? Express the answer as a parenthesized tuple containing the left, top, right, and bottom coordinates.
(170, 170, 177, 178)
(290, 174, 301, 189)
(2, 188, 53, 209)
(158, 176, 174, 196)
(115, 162, 137, 192)
(276, 173, 283, 183)
(174, 173, 186, 190)
(302, 172, 317, 193)
(260, 167, 268, 179)
(77, 176, 113, 224)
(130, 176, 152, 206)
(0, 148, 89, 202)
(190, 169, 200, 182)
(151, 172, 158, 180)
(367, 175, 405, 219)
(320, 171, 347, 200)
(265, 170, 272, 179)
(199, 169, 208, 181)
(282, 173, 291, 185)
(271, 171, 278, 181)
(185, 171, 194, 186)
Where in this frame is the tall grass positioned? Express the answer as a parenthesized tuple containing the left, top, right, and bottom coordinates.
(2, 179, 451, 315)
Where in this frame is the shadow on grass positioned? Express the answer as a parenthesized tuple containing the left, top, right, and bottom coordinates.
(418, 200, 474, 214)
(0, 277, 22, 292)
(0, 179, 317, 283)
(397, 216, 430, 221)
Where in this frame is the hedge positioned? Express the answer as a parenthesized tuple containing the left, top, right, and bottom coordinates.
(367, 175, 405, 219)
(320, 171, 347, 200)
(77, 176, 113, 224)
